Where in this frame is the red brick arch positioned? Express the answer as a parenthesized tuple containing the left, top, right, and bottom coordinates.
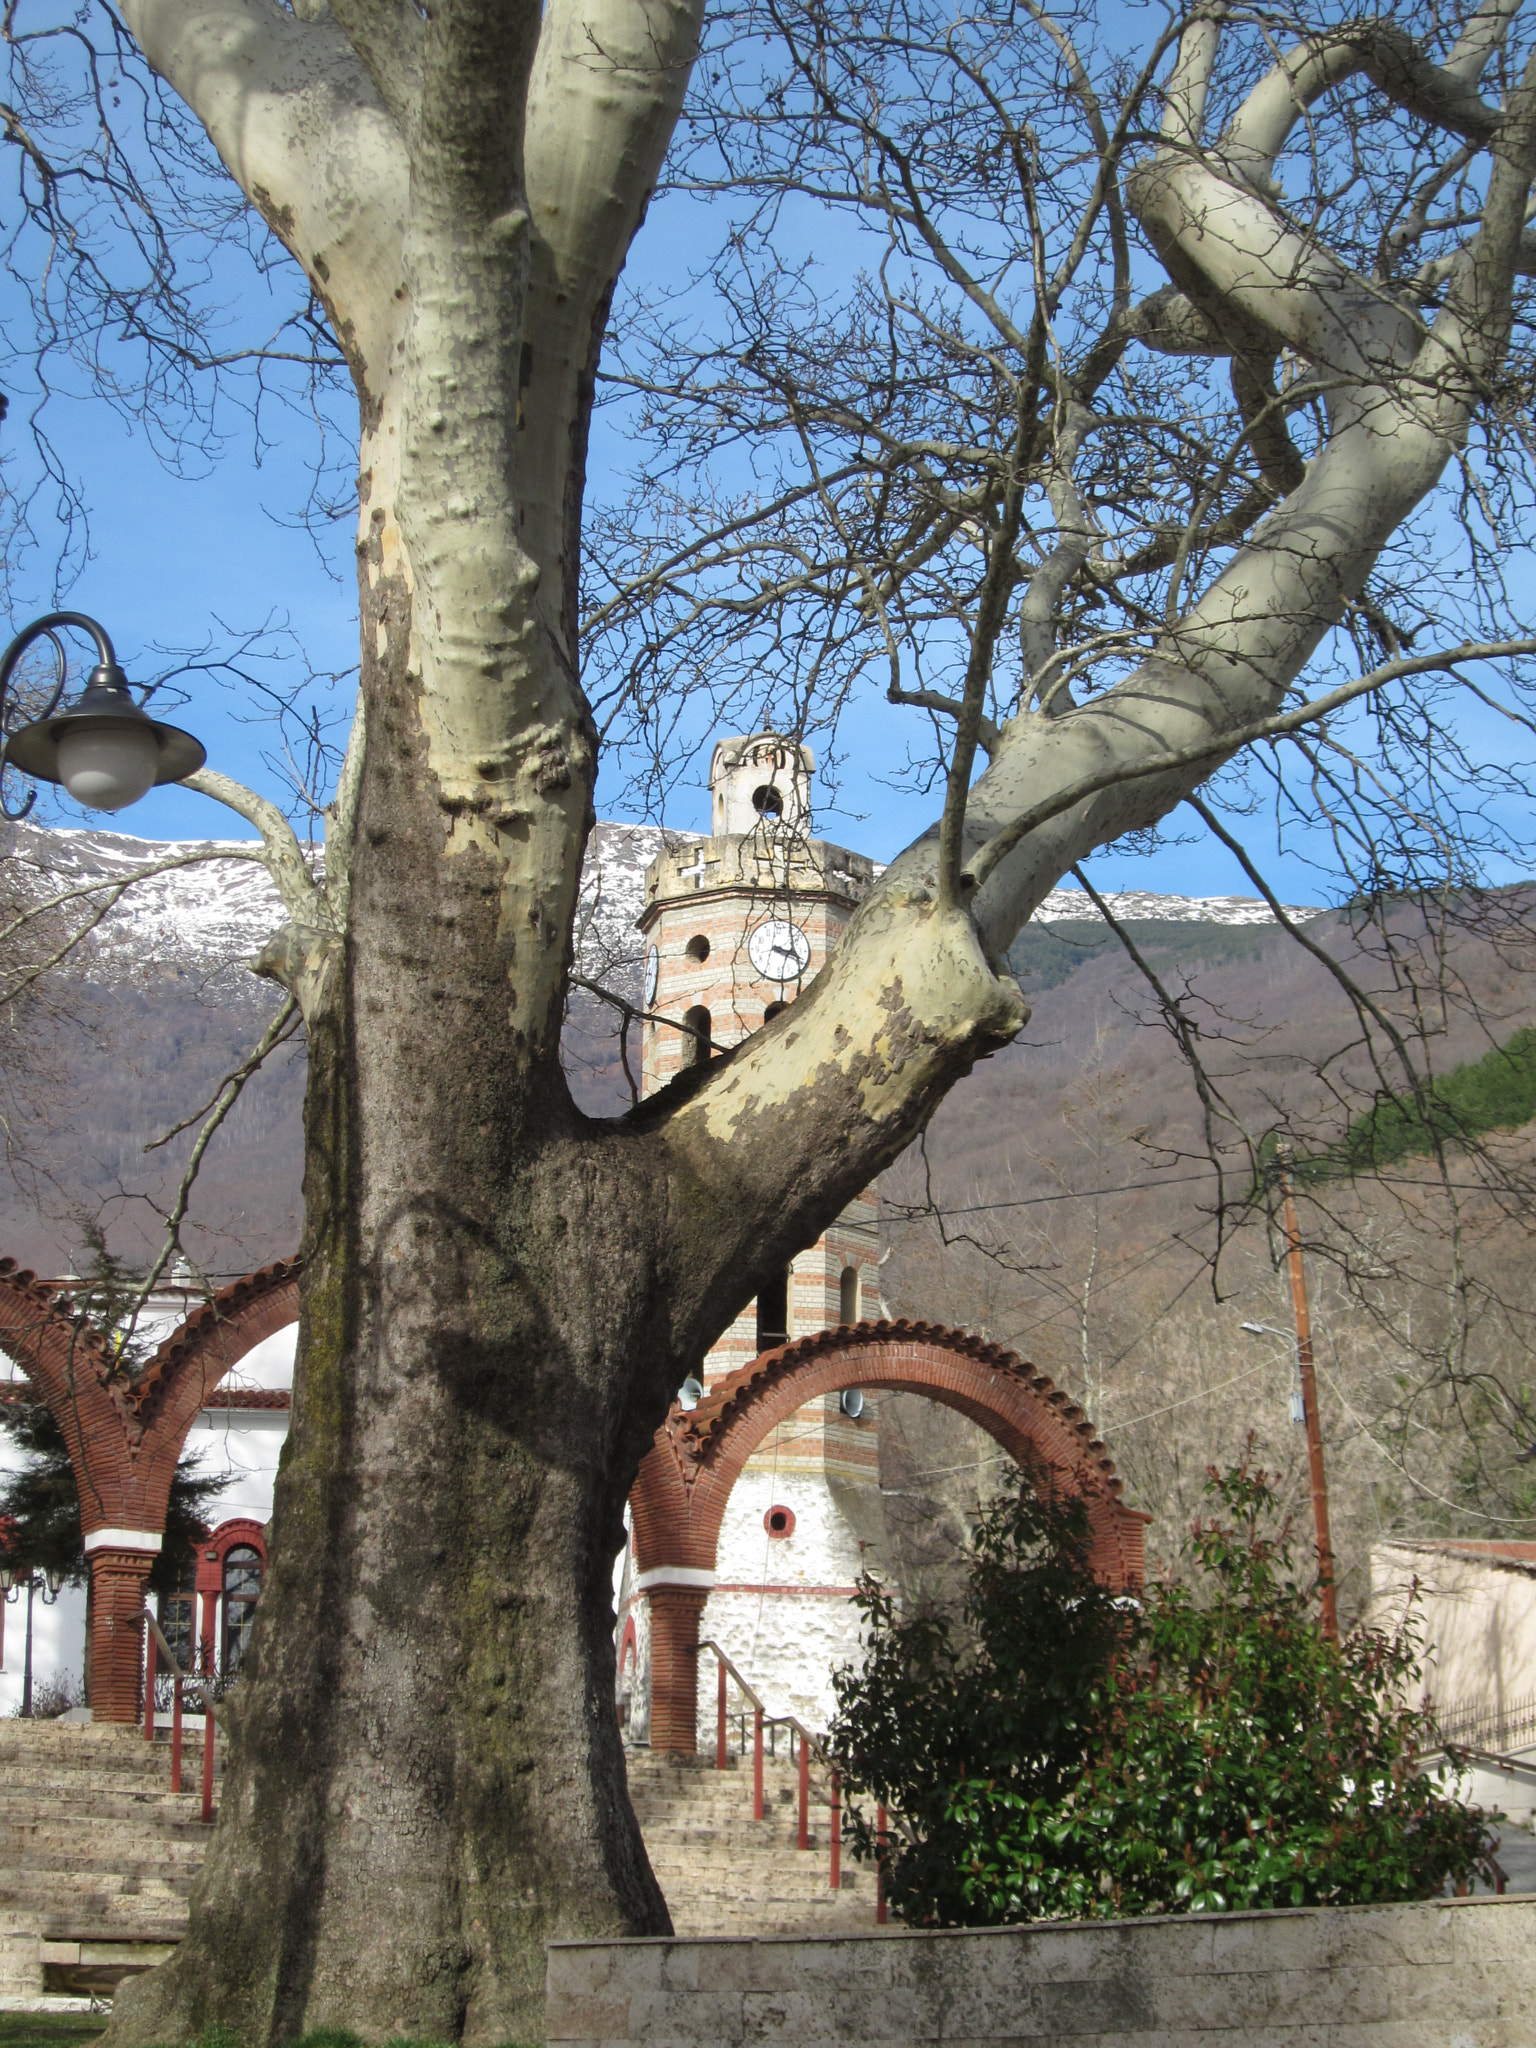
(0, 1255, 300, 1720)
(628, 1321, 1150, 1750)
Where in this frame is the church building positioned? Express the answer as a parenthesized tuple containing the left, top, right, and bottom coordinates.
(614, 735, 893, 1742)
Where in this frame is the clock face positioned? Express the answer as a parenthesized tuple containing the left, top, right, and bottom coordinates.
(748, 918, 812, 984)
(643, 946, 660, 1007)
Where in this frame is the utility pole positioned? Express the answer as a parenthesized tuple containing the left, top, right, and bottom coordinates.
(1278, 1155, 1338, 1641)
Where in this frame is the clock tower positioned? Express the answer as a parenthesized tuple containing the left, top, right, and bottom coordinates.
(637, 734, 876, 1100)
(636, 734, 881, 1382)
(620, 736, 890, 1739)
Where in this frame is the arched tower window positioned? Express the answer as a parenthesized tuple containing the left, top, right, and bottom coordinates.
(222, 1545, 263, 1675)
(756, 1267, 790, 1351)
(839, 1265, 860, 1325)
(681, 1005, 711, 1068)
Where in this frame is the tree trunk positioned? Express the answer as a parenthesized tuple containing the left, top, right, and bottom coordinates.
(112, 485, 674, 2048)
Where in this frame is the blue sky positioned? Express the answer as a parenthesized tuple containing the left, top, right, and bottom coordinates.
(16, 239, 1335, 910)
(5, 124, 1473, 910)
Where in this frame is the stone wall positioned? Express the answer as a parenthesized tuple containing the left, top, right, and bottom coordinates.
(546, 1896, 1534, 2046)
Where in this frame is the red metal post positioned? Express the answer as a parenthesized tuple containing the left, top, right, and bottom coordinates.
(829, 1771, 841, 1889)
(717, 1654, 728, 1770)
(171, 1677, 183, 1794)
(199, 1586, 217, 1679)
(797, 1732, 810, 1850)
(142, 1620, 156, 1742)
(876, 1804, 888, 1924)
(752, 1707, 764, 1820)
(200, 1701, 215, 1824)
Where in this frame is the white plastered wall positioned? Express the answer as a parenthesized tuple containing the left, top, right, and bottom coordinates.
(0, 1350, 89, 1714)
(1369, 1542, 1536, 1719)
(692, 1411, 878, 1735)
(178, 1322, 296, 1524)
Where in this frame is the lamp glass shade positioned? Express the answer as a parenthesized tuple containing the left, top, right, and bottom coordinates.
(56, 717, 160, 811)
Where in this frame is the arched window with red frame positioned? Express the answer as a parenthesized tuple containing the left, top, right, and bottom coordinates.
(221, 1545, 263, 1675)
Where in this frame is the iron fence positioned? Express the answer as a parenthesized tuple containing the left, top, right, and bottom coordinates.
(1428, 1692, 1536, 1754)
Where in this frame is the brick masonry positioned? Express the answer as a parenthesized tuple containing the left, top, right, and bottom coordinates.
(629, 1323, 1149, 1752)
(0, 1256, 300, 1721)
(546, 1895, 1536, 2046)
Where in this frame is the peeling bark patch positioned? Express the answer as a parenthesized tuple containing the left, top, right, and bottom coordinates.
(251, 184, 296, 242)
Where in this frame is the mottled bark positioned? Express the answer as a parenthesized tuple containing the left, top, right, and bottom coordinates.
(96, 0, 1536, 2040)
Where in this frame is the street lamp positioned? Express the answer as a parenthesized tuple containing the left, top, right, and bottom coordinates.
(0, 611, 205, 818)
(1, 1554, 67, 1719)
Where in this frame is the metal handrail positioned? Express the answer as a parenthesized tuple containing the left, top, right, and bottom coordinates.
(693, 1637, 895, 1916)
(696, 1637, 831, 1775)
(141, 1607, 225, 1725)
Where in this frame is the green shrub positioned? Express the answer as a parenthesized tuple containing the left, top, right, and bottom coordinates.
(1293, 1024, 1536, 1178)
(828, 1457, 1494, 1926)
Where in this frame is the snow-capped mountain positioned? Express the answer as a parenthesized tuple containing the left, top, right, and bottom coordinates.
(1034, 886, 1312, 924)
(2, 817, 1315, 990)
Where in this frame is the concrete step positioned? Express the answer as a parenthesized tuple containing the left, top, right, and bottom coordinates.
(0, 1870, 196, 1912)
(1, 1818, 211, 1851)
(0, 1721, 875, 1977)
(0, 1789, 205, 1824)
(623, 1743, 879, 1937)
(0, 1850, 207, 1882)
(0, 1723, 208, 1990)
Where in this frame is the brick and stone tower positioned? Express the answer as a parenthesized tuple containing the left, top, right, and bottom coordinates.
(619, 737, 892, 1739)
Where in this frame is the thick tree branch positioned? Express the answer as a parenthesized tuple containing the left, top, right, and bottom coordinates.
(1130, 155, 1422, 381)
(118, 0, 409, 389)
(1445, 0, 1525, 82)
(1161, 10, 1222, 150)
(962, 637, 1536, 903)
(1222, 21, 1503, 191)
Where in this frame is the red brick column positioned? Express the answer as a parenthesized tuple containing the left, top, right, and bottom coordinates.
(86, 1542, 158, 1724)
(645, 1584, 711, 1753)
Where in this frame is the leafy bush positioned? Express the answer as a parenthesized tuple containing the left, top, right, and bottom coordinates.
(829, 1458, 1494, 1926)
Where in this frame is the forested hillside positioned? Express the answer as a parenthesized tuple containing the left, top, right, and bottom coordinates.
(6, 822, 1534, 1611)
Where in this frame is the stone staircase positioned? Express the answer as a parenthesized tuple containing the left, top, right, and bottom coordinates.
(0, 1726, 871, 2007)
(0, 1719, 213, 2004)
(625, 1748, 875, 1937)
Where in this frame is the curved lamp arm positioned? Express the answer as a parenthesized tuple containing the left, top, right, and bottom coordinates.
(0, 609, 204, 817)
(0, 614, 117, 820)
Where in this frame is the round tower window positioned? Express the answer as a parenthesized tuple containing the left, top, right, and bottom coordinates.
(685, 933, 710, 962)
(763, 1504, 796, 1539)
(752, 784, 784, 817)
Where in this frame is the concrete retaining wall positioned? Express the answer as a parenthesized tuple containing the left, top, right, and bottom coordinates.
(546, 1895, 1535, 2046)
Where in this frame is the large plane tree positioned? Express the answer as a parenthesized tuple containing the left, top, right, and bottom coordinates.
(2, 0, 1535, 2039)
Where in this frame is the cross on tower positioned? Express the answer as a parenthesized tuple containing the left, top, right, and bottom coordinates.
(678, 848, 709, 890)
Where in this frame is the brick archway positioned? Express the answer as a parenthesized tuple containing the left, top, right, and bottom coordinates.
(628, 1320, 1150, 1750)
(0, 1255, 300, 1720)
